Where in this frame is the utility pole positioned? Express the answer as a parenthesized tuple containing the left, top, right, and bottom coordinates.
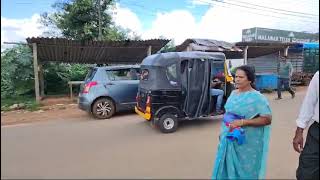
(98, 0, 102, 41)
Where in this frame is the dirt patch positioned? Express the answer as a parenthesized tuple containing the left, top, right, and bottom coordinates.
(40, 96, 77, 106)
(1, 102, 89, 126)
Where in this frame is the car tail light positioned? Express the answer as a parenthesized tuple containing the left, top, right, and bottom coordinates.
(82, 81, 98, 93)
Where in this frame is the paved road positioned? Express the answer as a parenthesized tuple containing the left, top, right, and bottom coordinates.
(1, 89, 307, 179)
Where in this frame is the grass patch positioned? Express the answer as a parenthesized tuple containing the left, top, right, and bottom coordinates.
(1, 106, 10, 111)
(1, 96, 41, 112)
(25, 101, 41, 111)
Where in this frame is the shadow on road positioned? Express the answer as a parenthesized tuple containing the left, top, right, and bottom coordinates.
(115, 110, 136, 117)
(179, 118, 221, 129)
(132, 117, 221, 134)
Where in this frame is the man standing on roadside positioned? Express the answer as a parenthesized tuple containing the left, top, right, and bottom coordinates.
(276, 56, 295, 99)
(293, 71, 319, 180)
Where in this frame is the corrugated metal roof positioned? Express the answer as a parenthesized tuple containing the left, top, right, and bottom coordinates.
(176, 38, 242, 51)
(192, 39, 241, 50)
(26, 37, 170, 64)
(235, 42, 300, 47)
(235, 42, 303, 58)
(175, 39, 243, 59)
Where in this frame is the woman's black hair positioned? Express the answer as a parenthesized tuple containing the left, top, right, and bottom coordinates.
(235, 65, 256, 89)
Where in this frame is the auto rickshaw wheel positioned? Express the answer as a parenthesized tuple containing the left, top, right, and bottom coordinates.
(157, 114, 178, 133)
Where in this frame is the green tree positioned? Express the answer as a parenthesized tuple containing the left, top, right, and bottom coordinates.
(43, 62, 91, 94)
(159, 39, 176, 52)
(1, 45, 92, 98)
(1, 45, 34, 98)
(41, 0, 128, 41)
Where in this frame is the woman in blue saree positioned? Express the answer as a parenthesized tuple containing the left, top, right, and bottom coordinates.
(212, 65, 272, 179)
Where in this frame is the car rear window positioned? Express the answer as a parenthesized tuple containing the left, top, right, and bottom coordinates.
(84, 68, 97, 82)
(106, 68, 139, 81)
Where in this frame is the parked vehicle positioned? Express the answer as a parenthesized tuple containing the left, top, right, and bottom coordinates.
(303, 42, 319, 74)
(292, 42, 319, 85)
(78, 65, 140, 119)
(135, 51, 234, 133)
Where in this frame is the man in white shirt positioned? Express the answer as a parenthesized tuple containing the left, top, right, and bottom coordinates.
(293, 71, 319, 180)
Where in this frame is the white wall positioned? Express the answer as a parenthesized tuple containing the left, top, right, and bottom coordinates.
(226, 59, 244, 68)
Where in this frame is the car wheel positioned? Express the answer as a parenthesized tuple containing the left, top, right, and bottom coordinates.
(92, 98, 115, 119)
(157, 114, 178, 133)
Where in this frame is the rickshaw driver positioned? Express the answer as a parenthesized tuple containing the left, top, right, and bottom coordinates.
(210, 75, 225, 115)
(140, 69, 149, 80)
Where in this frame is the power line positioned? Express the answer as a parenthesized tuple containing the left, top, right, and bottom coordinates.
(118, 2, 158, 17)
(122, 0, 318, 24)
(14, 0, 319, 18)
(14, 2, 53, 5)
(119, 2, 157, 17)
(11, 0, 320, 25)
(121, 1, 206, 17)
(226, 0, 318, 17)
(204, 0, 319, 19)
(208, 1, 319, 25)
(13, 0, 320, 17)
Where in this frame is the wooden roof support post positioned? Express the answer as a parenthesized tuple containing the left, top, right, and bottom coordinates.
(147, 45, 152, 56)
(244, 46, 249, 65)
(284, 46, 289, 57)
(39, 62, 45, 97)
(186, 44, 192, 51)
(32, 43, 41, 103)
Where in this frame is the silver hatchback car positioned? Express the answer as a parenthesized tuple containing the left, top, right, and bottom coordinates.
(78, 65, 140, 119)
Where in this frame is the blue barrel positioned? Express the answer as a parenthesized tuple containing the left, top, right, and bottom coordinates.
(303, 43, 319, 49)
(255, 73, 278, 91)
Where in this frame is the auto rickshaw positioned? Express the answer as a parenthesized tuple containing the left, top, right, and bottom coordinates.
(135, 51, 234, 133)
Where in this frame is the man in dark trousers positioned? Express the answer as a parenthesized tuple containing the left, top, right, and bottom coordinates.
(276, 56, 295, 99)
(293, 71, 319, 180)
